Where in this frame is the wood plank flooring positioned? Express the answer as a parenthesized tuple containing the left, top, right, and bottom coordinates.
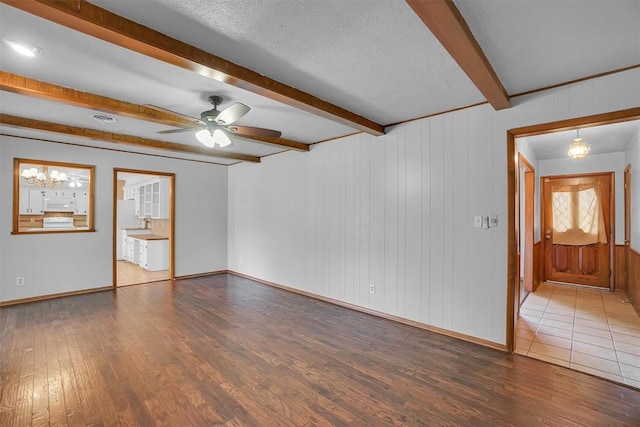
(1, 274, 639, 426)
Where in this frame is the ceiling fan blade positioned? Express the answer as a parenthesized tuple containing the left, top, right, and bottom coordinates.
(216, 102, 250, 125)
(157, 127, 200, 134)
(226, 125, 282, 139)
(144, 104, 204, 126)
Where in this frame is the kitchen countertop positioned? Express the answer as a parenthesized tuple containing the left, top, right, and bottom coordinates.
(127, 234, 169, 240)
(26, 227, 90, 231)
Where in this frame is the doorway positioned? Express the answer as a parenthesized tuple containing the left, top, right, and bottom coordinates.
(507, 108, 640, 386)
(506, 107, 640, 351)
(113, 169, 175, 287)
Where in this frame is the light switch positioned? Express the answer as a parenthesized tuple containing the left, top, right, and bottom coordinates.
(482, 216, 490, 229)
(489, 215, 498, 227)
(474, 216, 482, 228)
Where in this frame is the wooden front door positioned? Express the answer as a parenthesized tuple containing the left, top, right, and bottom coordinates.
(542, 173, 613, 288)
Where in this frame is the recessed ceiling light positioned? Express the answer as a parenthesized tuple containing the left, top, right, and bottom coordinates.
(4, 39, 42, 57)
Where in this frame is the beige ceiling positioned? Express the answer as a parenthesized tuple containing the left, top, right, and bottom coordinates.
(0, 0, 638, 164)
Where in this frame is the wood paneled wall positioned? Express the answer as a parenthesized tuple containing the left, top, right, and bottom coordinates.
(629, 248, 640, 314)
(614, 245, 626, 292)
(228, 67, 640, 346)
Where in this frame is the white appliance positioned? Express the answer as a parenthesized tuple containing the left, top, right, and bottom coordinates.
(43, 217, 74, 228)
(43, 198, 75, 212)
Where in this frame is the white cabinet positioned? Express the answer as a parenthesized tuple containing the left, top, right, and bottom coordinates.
(135, 178, 169, 219)
(20, 189, 45, 214)
(121, 229, 151, 262)
(140, 182, 152, 218)
(134, 187, 141, 217)
(125, 237, 138, 264)
(74, 191, 88, 214)
(152, 179, 169, 219)
(138, 240, 147, 268)
(123, 185, 135, 200)
(30, 190, 45, 214)
(139, 239, 169, 271)
(48, 189, 71, 198)
(124, 177, 170, 219)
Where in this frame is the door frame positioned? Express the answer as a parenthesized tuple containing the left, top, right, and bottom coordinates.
(505, 106, 640, 352)
(519, 153, 535, 295)
(539, 171, 614, 290)
(624, 164, 631, 292)
(112, 168, 176, 288)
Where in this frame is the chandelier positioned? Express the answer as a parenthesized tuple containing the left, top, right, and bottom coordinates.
(568, 129, 590, 160)
(21, 165, 68, 188)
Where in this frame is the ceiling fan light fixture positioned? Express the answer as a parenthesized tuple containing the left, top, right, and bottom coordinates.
(196, 129, 216, 147)
(567, 129, 590, 160)
(195, 128, 232, 148)
(213, 129, 232, 147)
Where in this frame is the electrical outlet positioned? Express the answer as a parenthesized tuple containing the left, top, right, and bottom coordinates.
(239, 257, 243, 265)
(369, 284, 375, 294)
(16, 276, 25, 286)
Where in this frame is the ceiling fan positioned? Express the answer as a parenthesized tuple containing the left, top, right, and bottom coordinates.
(154, 95, 281, 148)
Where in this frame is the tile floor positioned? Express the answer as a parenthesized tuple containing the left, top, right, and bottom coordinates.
(117, 260, 170, 287)
(516, 282, 640, 389)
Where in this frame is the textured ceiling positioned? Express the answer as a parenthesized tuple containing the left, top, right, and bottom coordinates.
(455, 0, 640, 95)
(89, 0, 485, 125)
(1, 0, 638, 164)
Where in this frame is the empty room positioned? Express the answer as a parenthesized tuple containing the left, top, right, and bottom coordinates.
(1, 0, 639, 425)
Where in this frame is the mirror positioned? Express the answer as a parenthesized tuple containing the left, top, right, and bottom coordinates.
(13, 158, 95, 234)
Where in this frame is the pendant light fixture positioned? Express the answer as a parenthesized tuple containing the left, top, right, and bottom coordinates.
(567, 129, 590, 160)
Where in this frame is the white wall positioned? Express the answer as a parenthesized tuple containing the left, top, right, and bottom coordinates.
(539, 151, 626, 245)
(229, 67, 640, 345)
(0, 136, 228, 302)
(626, 128, 640, 250)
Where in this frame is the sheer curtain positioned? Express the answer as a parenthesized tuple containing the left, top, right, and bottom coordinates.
(551, 184, 607, 245)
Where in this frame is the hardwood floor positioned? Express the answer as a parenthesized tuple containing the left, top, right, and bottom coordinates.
(1, 274, 639, 426)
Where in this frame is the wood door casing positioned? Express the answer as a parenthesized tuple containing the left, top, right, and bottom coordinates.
(624, 165, 631, 293)
(542, 173, 613, 288)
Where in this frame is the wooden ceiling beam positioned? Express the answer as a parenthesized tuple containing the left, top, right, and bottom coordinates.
(2, 0, 385, 136)
(0, 71, 198, 128)
(0, 71, 310, 152)
(0, 114, 261, 163)
(406, 0, 511, 110)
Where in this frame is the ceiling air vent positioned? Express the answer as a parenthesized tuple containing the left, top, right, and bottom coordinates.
(90, 114, 117, 124)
